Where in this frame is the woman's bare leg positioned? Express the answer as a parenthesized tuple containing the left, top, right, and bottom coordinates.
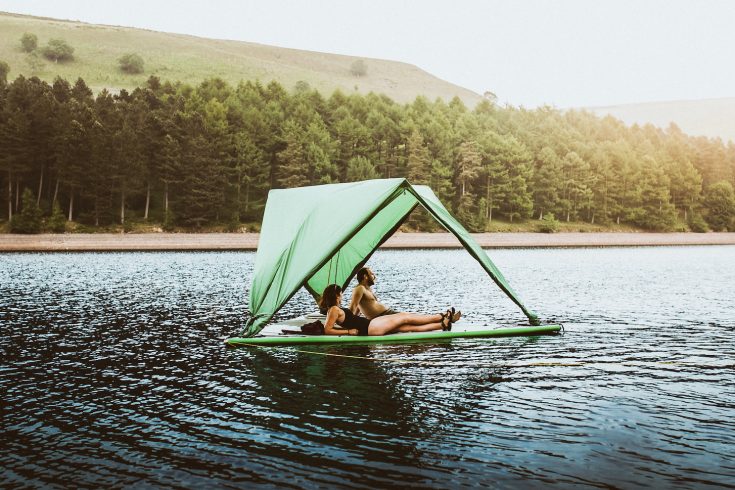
(395, 322, 442, 333)
(367, 315, 409, 335)
(400, 313, 443, 325)
(374, 312, 443, 326)
(368, 313, 447, 335)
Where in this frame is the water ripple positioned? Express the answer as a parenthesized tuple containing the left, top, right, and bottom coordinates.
(1, 247, 734, 487)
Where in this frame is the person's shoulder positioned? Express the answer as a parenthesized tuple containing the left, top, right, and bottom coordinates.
(353, 284, 366, 294)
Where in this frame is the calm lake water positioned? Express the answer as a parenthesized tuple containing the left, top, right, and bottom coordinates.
(1, 246, 734, 488)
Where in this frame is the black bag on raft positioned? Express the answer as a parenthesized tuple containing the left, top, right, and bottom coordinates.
(300, 320, 325, 335)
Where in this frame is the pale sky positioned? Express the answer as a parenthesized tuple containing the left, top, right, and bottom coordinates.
(1, 0, 734, 108)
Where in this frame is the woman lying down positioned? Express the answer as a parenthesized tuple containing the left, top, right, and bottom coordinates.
(319, 284, 461, 336)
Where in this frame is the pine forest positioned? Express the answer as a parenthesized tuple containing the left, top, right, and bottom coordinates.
(1, 75, 734, 233)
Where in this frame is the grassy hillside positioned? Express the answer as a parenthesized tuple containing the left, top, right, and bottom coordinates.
(0, 11, 482, 106)
(588, 97, 735, 144)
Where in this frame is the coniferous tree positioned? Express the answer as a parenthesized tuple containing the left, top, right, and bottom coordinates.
(57, 102, 94, 221)
(332, 108, 369, 181)
(159, 133, 181, 217)
(232, 132, 267, 220)
(1, 76, 36, 220)
(113, 98, 145, 225)
(48, 78, 71, 207)
(694, 137, 732, 187)
(88, 89, 116, 225)
(197, 96, 231, 221)
(666, 157, 702, 220)
(178, 135, 214, 226)
(372, 105, 402, 179)
(48, 200, 66, 232)
(703, 181, 735, 231)
(235, 100, 272, 217)
(504, 172, 534, 222)
(10, 188, 42, 233)
(532, 147, 561, 220)
(305, 120, 337, 184)
(71, 78, 93, 104)
(478, 132, 509, 222)
(587, 145, 614, 224)
(429, 159, 454, 207)
(455, 140, 481, 197)
(497, 134, 534, 222)
(559, 151, 591, 222)
(406, 129, 430, 184)
(0, 61, 9, 85)
(19, 77, 57, 208)
(629, 156, 677, 230)
(346, 156, 378, 182)
(262, 101, 287, 189)
(277, 119, 309, 188)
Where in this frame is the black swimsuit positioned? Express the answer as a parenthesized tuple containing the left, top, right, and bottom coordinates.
(337, 307, 371, 336)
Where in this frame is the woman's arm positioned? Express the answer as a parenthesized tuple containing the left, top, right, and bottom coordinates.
(324, 306, 356, 336)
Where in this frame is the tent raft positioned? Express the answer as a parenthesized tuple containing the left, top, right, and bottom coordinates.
(225, 178, 561, 347)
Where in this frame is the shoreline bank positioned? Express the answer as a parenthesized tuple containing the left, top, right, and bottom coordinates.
(1, 232, 734, 252)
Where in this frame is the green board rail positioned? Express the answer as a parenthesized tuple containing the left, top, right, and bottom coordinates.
(225, 324, 562, 347)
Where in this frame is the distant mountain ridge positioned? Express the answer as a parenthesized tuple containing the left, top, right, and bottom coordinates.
(0, 11, 483, 106)
(587, 97, 735, 143)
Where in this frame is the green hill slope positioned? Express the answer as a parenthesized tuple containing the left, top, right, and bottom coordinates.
(0, 11, 482, 106)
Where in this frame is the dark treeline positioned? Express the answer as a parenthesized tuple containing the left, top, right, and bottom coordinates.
(1, 74, 735, 232)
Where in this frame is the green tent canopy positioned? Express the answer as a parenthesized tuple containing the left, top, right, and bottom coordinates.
(242, 178, 540, 337)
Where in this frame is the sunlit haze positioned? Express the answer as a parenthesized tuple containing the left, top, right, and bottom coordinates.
(1, 0, 734, 107)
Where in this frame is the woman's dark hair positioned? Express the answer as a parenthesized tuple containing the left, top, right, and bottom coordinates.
(319, 284, 342, 312)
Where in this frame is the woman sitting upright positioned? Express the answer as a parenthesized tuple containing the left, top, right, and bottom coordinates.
(319, 284, 461, 336)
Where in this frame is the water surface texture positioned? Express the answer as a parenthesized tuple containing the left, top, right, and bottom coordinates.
(2, 246, 734, 488)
